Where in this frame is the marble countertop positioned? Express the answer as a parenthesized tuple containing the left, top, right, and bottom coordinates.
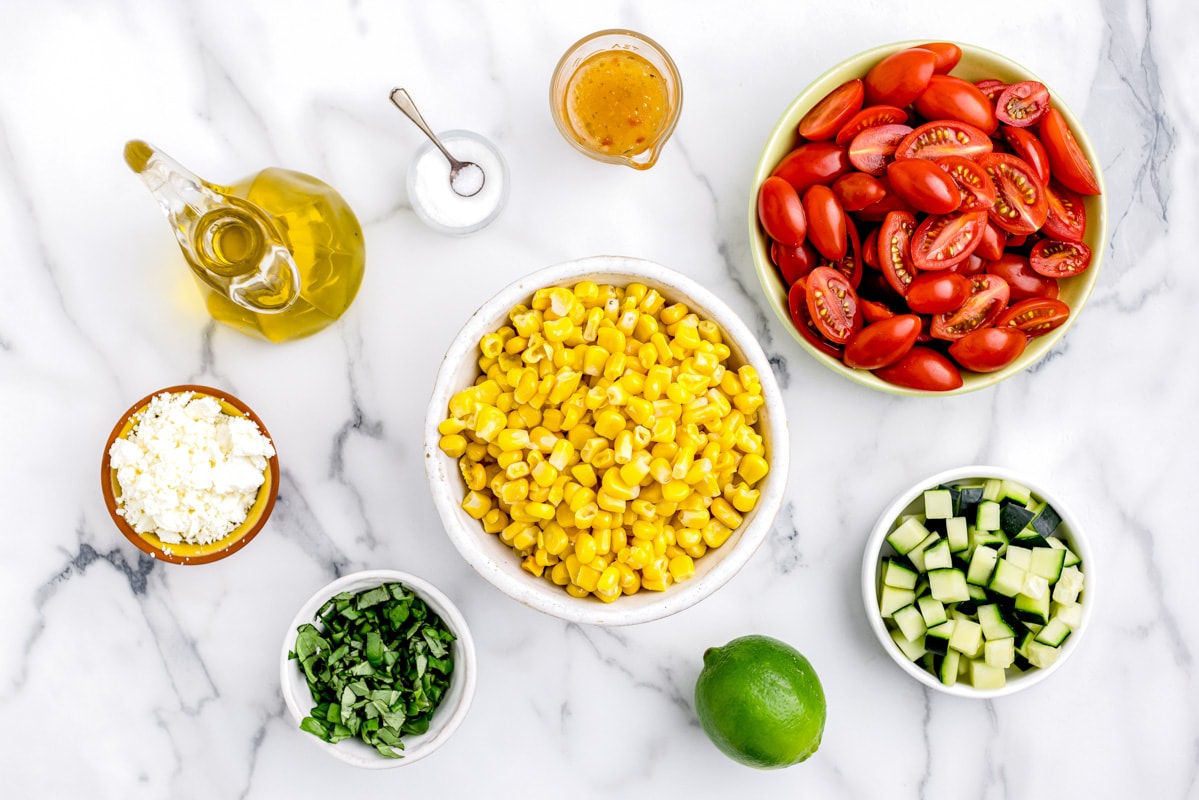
(3, 1, 1197, 797)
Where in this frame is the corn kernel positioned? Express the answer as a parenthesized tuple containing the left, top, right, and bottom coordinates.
(481, 508, 508, 534)
(626, 396, 655, 427)
(461, 490, 492, 519)
(550, 562, 570, 585)
(439, 434, 467, 458)
(571, 463, 598, 488)
(499, 479, 529, 505)
(594, 408, 626, 440)
(596, 565, 621, 596)
(575, 564, 601, 592)
(574, 531, 598, 564)
(619, 451, 653, 486)
(710, 497, 744, 529)
(548, 439, 576, 471)
(738, 453, 770, 485)
(702, 521, 733, 548)
(731, 484, 760, 513)
(531, 460, 559, 487)
(660, 302, 688, 325)
(512, 527, 539, 552)
(438, 418, 467, 436)
(668, 555, 696, 582)
(583, 345, 609, 376)
(597, 489, 627, 514)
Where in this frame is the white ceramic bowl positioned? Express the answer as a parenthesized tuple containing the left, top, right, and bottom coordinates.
(861, 465, 1094, 697)
(280, 569, 477, 768)
(425, 255, 790, 626)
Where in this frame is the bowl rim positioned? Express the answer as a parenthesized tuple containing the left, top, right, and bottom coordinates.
(424, 254, 790, 626)
(860, 464, 1095, 698)
(278, 568, 478, 769)
(100, 384, 280, 565)
(749, 39, 1108, 397)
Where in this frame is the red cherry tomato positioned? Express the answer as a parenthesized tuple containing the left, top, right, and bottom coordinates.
(975, 221, 1007, 261)
(994, 297, 1071, 337)
(996, 81, 1051, 128)
(787, 280, 842, 357)
(948, 253, 988, 277)
(948, 327, 1028, 372)
(914, 75, 998, 134)
(910, 210, 987, 270)
(771, 240, 820, 286)
(979, 153, 1049, 235)
(844, 314, 921, 369)
(905, 272, 972, 314)
(935, 155, 997, 213)
(878, 210, 918, 295)
(835, 105, 910, 146)
(919, 42, 962, 74)
(860, 297, 896, 323)
(861, 227, 880, 269)
(799, 78, 866, 141)
(1000, 126, 1051, 186)
(833, 172, 887, 211)
(803, 185, 847, 261)
(1039, 108, 1101, 195)
(854, 182, 916, 221)
(820, 215, 863, 288)
(1029, 239, 1093, 278)
(887, 159, 962, 215)
(975, 79, 1007, 104)
(894, 120, 993, 161)
(1006, 233, 1029, 249)
(849, 124, 913, 175)
(772, 142, 853, 194)
(985, 253, 1059, 301)
(873, 346, 963, 391)
(757, 177, 807, 247)
(805, 266, 861, 344)
(930, 274, 1010, 340)
(1042, 181, 1087, 242)
(864, 47, 938, 108)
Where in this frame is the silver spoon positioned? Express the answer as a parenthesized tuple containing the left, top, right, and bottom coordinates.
(390, 88, 485, 198)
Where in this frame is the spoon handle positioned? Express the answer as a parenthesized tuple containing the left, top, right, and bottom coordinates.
(390, 88, 461, 166)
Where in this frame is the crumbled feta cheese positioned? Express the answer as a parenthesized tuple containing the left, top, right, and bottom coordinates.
(109, 391, 275, 545)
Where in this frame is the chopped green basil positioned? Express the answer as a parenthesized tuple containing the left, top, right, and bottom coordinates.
(289, 582, 456, 757)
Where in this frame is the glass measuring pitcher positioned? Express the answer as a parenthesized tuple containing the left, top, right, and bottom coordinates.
(124, 140, 366, 342)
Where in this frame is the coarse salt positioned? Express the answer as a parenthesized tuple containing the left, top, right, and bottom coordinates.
(109, 391, 275, 545)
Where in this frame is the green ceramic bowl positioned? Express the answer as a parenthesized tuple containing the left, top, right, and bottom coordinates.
(749, 41, 1107, 396)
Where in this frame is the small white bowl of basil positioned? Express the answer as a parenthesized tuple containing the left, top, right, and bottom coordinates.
(280, 569, 477, 767)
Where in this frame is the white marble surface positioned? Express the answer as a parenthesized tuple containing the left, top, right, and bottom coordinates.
(2, 0, 1197, 797)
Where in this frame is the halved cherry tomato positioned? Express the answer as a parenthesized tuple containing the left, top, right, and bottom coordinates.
(787, 279, 842, 357)
(757, 176, 807, 246)
(860, 297, 896, 323)
(835, 105, 910, 146)
(979, 152, 1048, 235)
(878, 210, 918, 295)
(805, 266, 860, 344)
(849, 124, 913, 175)
(894, 120, 993, 161)
(887, 159, 961, 215)
(1042, 181, 1087, 242)
(994, 297, 1071, 337)
(947, 253, 988, 276)
(803, 185, 847, 261)
(976, 221, 1007, 261)
(854, 182, 915, 221)
(1029, 239, 1093, 278)
(771, 240, 819, 286)
(935, 155, 997, 213)
(919, 42, 962, 74)
(905, 271, 972, 314)
(844, 314, 921, 369)
(975, 79, 1007, 104)
(1039, 108, 1101, 195)
(1000, 126, 1051, 186)
(914, 75, 998, 134)
(948, 327, 1028, 372)
(864, 47, 938, 108)
(873, 346, 963, 391)
(985, 252, 1059, 301)
(819, 215, 863, 288)
(910, 210, 987, 270)
(798, 78, 865, 141)
(772, 142, 853, 194)
(833, 172, 888, 212)
(930, 274, 1010, 340)
(996, 81, 1050, 128)
(862, 227, 880, 269)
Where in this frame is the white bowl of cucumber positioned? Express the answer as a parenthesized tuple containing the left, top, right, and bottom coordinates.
(862, 466, 1094, 698)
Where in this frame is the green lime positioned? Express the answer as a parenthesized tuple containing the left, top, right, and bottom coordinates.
(693, 634, 826, 769)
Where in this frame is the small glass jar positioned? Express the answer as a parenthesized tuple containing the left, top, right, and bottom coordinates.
(407, 130, 509, 235)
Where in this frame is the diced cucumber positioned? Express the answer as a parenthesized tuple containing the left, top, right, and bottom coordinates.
(956, 485, 984, 521)
(1062, 544, 1081, 568)
(923, 539, 952, 571)
(1052, 601, 1083, 630)
(988, 558, 1027, 597)
(880, 585, 916, 617)
(1012, 528, 1049, 549)
(948, 618, 983, 656)
(1020, 572, 1050, 600)
(1026, 641, 1060, 670)
(939, 649, 961, 686)
(967, 583, 988, 601)
(893, 604, 927, 642)
(981, 479, 1002, 502)
(969, 659, 1006, 689)
(1014, 590, 1050, 626)
(1051, 565, 1085, 605)
(905, 532, 942, 572)
(925, 621, 953, 655)
(928, 568, 971, 603)
(890, 628, 926, 661)
(977, 603, 1015, 640)
(999, 500, 1037, 536)
(966, 546, 998, 586)
(1030, 547, 1065, 583)
(984, 638, 1016, 669)
(946, 516, 969, 552)
(887, 517, 931, 555)
(999, 479, 1032, 505)
(1034, 617, 1072, 647)
(917, 595, 947, 627)
(882, 558, 919, 590)
(1005, 546, 1032, 570)
(976, 501, 1002, 531)
(971, 528, 1009, 554)
(924, 489, 954, 519)
(1031, 503, 1062, 536)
